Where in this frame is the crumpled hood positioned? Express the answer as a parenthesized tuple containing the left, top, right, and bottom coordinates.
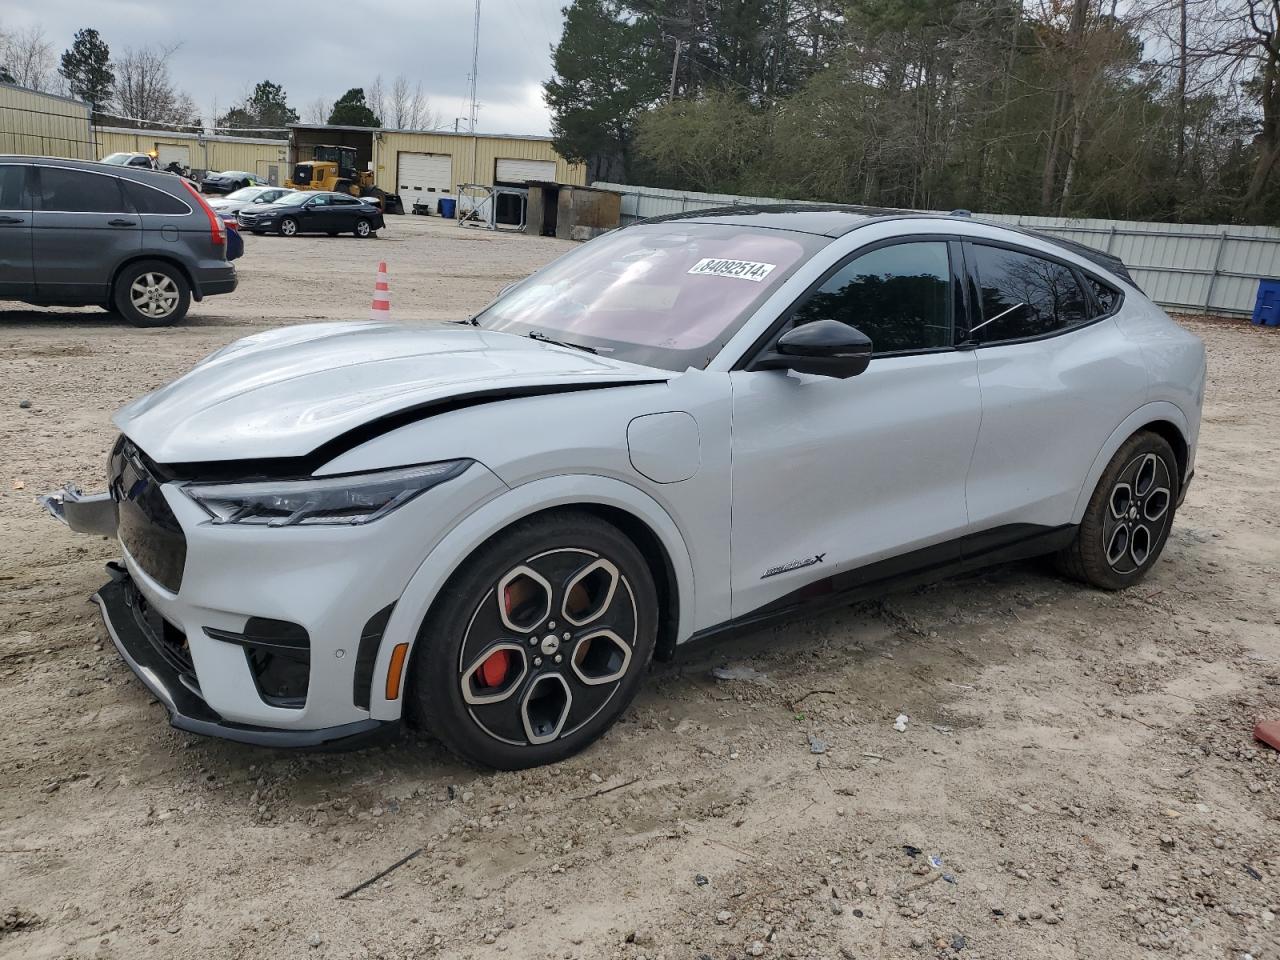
(115, 321, 667, 464)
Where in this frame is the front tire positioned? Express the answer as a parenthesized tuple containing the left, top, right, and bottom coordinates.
(112, 260, 190, 327)
(407, 510, 658, 770)
(278, 217, 298, 237)
(1057, 431, 1179, 590)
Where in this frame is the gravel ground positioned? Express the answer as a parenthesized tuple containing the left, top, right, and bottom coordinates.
(0, 217, 1277, 960)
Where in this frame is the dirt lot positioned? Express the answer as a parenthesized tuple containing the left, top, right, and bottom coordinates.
(1, 217, 1277, 960)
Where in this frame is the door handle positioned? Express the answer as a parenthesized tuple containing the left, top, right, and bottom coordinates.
(108, 218, 137, 227)
(0, 215, 24, 224)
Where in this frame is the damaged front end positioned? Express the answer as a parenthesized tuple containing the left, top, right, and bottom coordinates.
(38, 484, 119, 538)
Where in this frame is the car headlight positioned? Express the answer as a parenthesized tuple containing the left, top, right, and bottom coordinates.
(183, 460, 471, 527)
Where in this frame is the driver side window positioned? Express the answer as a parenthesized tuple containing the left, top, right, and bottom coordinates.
(790, 241, 953, 353)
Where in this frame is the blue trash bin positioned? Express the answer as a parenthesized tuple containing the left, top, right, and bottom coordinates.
(438, 197, 457, 219)
(1252, 279, 1280, 326)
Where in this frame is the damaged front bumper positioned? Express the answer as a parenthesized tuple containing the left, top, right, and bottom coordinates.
(38, 485, 119, 537)
(95, 562, 398, 750)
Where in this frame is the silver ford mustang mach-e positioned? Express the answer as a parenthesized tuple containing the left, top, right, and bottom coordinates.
(43, 206, 1205, 769)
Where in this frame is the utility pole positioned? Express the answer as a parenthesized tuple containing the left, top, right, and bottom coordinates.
(668, 38, 683, 103)
(466, 0, 481, 133)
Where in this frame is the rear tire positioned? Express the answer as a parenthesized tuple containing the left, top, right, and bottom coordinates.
(112, 260, 191, 327)
(407, 510, 658, 770)
(354, 218, 372, 238)
(1056, 431, 1179, 590)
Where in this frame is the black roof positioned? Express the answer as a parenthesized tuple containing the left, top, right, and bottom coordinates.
(641, 203, 1133, 283)
(644, 203, 899, 237)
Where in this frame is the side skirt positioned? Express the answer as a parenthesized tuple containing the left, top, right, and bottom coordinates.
(688, 523, 1077, 646)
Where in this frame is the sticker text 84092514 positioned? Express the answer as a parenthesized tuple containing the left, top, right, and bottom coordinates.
(687, 258, 777, 282)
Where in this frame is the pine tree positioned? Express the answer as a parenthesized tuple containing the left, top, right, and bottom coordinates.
(217, 80, 298, 138)
(328, 88, 380, 127)
(543, 0, 667, 181)
(58, 27, 113, 108)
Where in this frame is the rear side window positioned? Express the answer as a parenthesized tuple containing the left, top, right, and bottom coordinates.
(38, 167, 127, 213)
(1085, 275, 1121, 316)
(124, 180, 190, 215)
(331, 195, 360, 205)
(0, 164, 28, 208)
(970, 244, 1089, 343)
(790, 241, 953, 352)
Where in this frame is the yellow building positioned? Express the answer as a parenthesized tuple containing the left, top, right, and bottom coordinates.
(0, 82, 93, 159)
(95, 126, 290, 183)
(288, 123, 587, 213)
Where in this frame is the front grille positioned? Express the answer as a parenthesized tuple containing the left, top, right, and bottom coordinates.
(109, 437, 187, 593)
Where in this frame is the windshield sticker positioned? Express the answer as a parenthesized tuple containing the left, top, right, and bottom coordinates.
(687, 258, 777, 282)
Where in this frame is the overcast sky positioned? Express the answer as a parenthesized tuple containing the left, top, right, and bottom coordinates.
(7, 0, 565, 135)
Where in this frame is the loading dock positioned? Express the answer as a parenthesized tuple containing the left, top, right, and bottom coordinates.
(397, 151, 453, 213)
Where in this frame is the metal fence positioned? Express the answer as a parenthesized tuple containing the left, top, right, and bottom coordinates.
(593, 182, 1280, 317)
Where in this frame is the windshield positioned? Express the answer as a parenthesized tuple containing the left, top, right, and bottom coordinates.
(474, 222, 822, 371)
(102, 153, 134, 165)
(275, 191, 311, 205)
(225, 187, 267, 201)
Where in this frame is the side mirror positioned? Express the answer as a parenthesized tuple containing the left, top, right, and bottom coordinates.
(750, 319, 873, 379)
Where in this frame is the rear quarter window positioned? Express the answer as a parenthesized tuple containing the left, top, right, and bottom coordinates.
(124, 180, 190, 215)
(1085, 275, 1122, 316)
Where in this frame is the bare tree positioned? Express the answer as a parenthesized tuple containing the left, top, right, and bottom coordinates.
(367, 74, 386, 124)
(384, 74, 443, 129)
(305, 96, 331, 124)
(410, 81, 444, 130)
(1, 24, 56, 91)
(112, 44, 200, 127)
(389, 73, 411, 128)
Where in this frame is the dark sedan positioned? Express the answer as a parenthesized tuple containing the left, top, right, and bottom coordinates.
(236, 191, 384, 238)
(201, 169, 261, 194)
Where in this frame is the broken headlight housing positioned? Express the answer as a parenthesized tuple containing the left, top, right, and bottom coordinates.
(183, 460, 471, 527)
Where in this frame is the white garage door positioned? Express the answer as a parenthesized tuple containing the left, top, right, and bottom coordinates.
(495, 158, 556, 184)
(156, 144, 190, 169)
(397, 152, 453, 205)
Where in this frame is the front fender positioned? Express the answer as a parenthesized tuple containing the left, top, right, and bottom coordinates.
(368, 473, 696, 722)
(1069, 401, 1192, 524)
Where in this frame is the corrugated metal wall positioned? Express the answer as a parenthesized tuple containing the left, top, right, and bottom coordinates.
(379, 131, 586, 194)
(594, 182, 1280, 317)
(0, 83, 93, 159)
(95, 127, 288, 176)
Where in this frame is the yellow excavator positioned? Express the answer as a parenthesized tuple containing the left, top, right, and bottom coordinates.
(285, 145, 385, 205)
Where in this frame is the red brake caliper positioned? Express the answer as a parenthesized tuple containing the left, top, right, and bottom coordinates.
(478, 649, 512, 688)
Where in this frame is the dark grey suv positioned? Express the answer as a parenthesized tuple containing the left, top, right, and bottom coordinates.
(0, 156, 237, 326)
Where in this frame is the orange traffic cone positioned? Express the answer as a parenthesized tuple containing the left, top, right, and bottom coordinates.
(370, 261, 391, 320)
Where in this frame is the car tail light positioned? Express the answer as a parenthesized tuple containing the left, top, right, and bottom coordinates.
(179, 178, 225, 247)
